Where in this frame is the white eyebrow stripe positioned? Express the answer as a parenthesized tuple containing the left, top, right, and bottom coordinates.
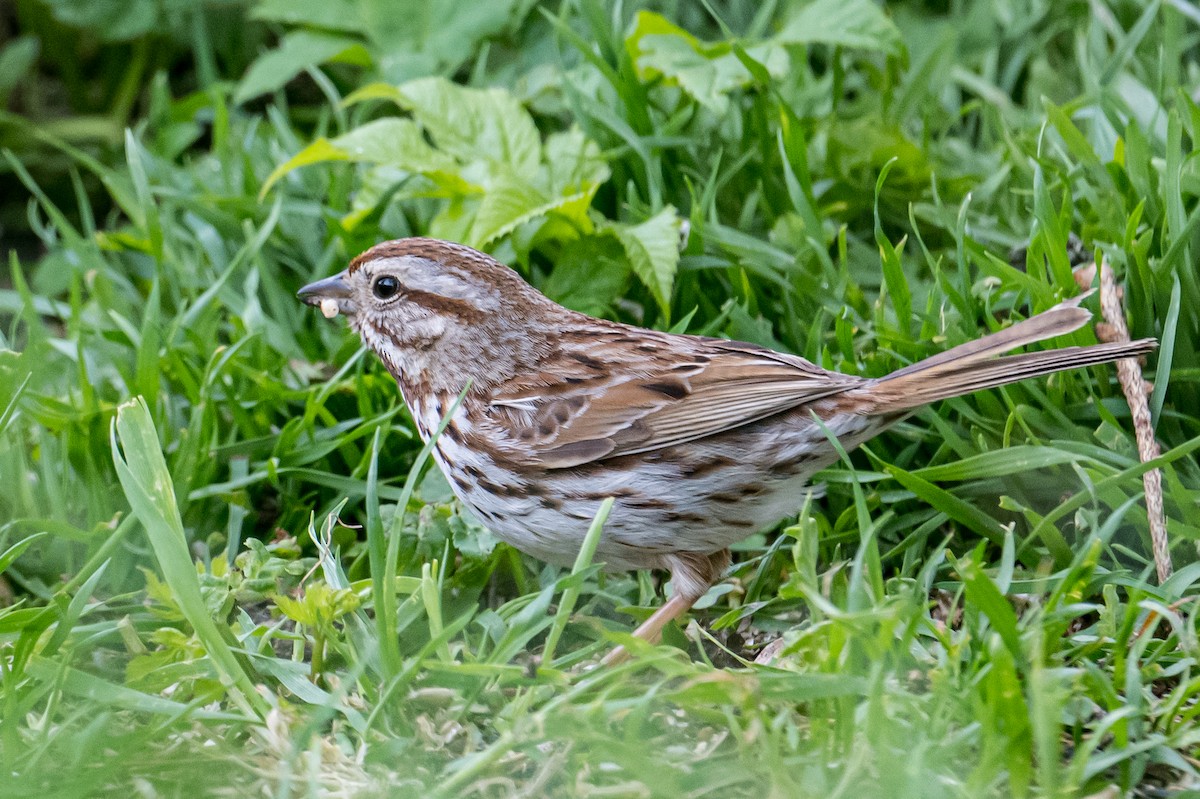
(374, 255, 501, 310)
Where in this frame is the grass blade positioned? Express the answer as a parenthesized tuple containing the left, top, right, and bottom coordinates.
(540, 497, 613, 668)
(111, 397, 268, 718)
(373, 382, 472, 680)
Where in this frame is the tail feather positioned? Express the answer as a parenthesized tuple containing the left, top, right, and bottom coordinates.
(865, 295, 1156, 413)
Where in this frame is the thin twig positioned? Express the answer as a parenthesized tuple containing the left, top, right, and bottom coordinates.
(1075, 261, 1171, 583)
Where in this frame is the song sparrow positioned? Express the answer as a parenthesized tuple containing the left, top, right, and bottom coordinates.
(299, 238, 1155, 662)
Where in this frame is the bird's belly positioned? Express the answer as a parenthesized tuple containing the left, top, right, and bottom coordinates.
(434, 408, 885, 573)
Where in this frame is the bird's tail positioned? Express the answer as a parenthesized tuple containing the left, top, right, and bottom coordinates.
(861, 293, 1156, 413)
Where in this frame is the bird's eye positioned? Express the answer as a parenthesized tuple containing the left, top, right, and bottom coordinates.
(372, 275, 401, 300)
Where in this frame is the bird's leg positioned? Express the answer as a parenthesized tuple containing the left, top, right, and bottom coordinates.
(601, 592, 701, 666)
(600, 549, 730, 666)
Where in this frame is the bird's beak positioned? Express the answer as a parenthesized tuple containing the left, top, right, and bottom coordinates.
(298, 272, 355, 318)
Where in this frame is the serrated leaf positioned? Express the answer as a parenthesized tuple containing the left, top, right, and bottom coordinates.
(466, 172, 551, 248)
(274, 581, 360, 630)
(611, 207, 682, 317)
(392, 77, 541, 173)
(777, 0, 903, 56)
(467, 172, 598, 249)
(274, 81, 606, 249)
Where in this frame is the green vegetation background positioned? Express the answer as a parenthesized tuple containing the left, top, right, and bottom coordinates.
(2, 0, 1199, 796)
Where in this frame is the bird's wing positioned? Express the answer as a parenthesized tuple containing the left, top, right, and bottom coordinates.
(487, 333, 863, 469)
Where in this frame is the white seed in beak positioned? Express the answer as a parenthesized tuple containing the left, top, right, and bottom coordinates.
(320, 298, 340, 319)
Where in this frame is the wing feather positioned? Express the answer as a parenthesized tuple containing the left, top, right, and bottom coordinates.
(488, 334, 862, 469)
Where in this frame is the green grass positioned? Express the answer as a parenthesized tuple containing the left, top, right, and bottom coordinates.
(2, 0, 1200, 796)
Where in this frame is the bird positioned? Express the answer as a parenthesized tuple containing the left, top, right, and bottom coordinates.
(299, 237, 1156, 663)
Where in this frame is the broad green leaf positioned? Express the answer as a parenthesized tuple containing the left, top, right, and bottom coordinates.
(466, 172, 551, 249)
(327, 118, 457, 172)
(626, 9, 700, 55)
(777, 0, 904, 56)
(250, 0, 369, 33)
(468, 175, 597, 249)
(392, 77, 541, 174)
(548, 188, 600, 233)
(273, 581, 361, 630)
(235, 31, 369, 104)
(360, 0, 523, 82)
(628, 12, 787, 113)
(610, 207, 682, 317)
(543, 235, 632, 316)
(39, 0, 187, 41)
(0, 37, 39, 102)
(298, 87, 606, 246)
(260, 118, 462, 198)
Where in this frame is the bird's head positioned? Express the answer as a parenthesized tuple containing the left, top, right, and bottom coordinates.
(299, 238, 555, 386)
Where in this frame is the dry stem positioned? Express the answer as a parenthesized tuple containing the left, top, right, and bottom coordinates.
(1074, 261, 1170, 583)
